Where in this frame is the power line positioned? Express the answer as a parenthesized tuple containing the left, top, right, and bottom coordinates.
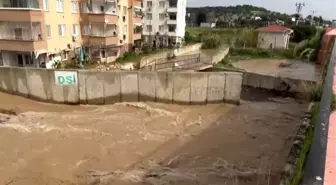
(295, 2, 305, 25)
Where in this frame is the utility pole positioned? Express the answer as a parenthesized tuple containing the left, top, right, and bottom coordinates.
(310, 10, 317, 26)
(295, 2, 305, 25)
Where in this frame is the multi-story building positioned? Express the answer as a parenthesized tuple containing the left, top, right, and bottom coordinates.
(0, 0, 143, 68)
(142, 0, 187, 47)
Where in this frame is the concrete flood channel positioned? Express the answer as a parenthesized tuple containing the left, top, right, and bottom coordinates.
(0, 84, 310, 185)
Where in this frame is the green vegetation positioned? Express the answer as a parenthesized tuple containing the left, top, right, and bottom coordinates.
(188, 5, 330, 28)
(293, 29, 325, 61)
(291, 25, 318, 43)
(230, 48, 295, 59)
(332, 95, 336, 111)
(115, 52, 142, 63)
(186, 27, 258, 49)
(201, 34, 221, 49)
(289, 103, 319, 185)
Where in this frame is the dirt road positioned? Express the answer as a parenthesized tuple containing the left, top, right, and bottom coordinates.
(0, 90, 308, 185)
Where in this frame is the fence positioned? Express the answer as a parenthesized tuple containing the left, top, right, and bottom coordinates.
(146, 54, 212, 71)
(0, 67, 243, 105)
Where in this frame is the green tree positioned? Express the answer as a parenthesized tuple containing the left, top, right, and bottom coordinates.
(196, 12, 207, 26)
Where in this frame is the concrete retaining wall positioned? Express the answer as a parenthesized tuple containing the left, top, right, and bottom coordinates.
(0, 67, 243, 105)
(140, 43, 203, 68)
(243, 72, 316, 93)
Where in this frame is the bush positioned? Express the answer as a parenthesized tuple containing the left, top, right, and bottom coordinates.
(291, 25, 317, 43)
(116, 52, 139, 63)
(201, 34, 221, 49)
(294, 40, 309, 57)
(142, 43, 151, 54)
(229, 48, 295, 59)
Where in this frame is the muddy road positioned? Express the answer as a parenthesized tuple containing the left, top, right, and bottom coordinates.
(0, 89, 308, 185)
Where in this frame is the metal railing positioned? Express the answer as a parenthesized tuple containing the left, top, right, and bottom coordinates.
(302, 38, 336, 185)
(146, 53, 212, 71)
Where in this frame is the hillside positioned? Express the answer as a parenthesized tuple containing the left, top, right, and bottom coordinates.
(186, 5, 304, 28)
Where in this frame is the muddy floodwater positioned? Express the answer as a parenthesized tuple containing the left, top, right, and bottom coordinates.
(233, 59, 320, 82)
(0, 89, 308, 185)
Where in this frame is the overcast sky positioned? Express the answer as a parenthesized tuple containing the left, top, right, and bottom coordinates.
(188, 0, 336, 20)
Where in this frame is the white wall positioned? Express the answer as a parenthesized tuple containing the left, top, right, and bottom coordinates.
(175, 0, 186, 38)
(142, 0, 186, 41)
(258, 32, 289, 49)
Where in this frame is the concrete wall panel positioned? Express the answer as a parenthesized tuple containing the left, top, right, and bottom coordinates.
(207, 73, 226, 103)
(190, 73, 208, 104)
(120, 72, 139, 102)
(48, 70, 64, 103)
(173, 73, 191, 104)
(10, 67, 29, 96)
(26, 68, 50, 101)
(139, 72, 156, 102)
(0, 67, 14, 92)
(225, 72, 243, 104)
(49, 70, 79, 104)
(103, 71, 121, 104)
(156, 72, 173, 103)
(84, 71, 105, 104)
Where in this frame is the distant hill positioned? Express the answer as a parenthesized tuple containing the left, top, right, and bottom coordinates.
(186, 5, 297, 28)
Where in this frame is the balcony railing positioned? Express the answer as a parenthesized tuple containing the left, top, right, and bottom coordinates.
(0, 21, 43, 41)
(82, 24, 118, 37)
(81, 2, 117, 14)
(0, 0, 40, 9)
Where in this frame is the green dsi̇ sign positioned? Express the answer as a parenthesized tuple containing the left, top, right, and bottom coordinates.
(54, 71, 78, 85)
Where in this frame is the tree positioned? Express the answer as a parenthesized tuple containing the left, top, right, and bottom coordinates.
(196, 12, 207, 26)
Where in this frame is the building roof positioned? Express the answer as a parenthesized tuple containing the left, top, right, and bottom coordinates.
(257, 25, 293, 33)
(326, 28, 336, 36)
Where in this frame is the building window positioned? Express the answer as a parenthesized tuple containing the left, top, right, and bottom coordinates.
(58, 24, 66, 36)
(159, 13, 165, 20)
(123, 6, 127, 15)
(72, 24, 79, 36)
(159, 1, 165, 8)
(43, 0, 49, 10)
(100, 5, 105, 12)
(146, 25, 152, 32)
(168, 25, 176, 32)
(14, 28, 23, 40)
(124, 25, 127, 35)
(46, 25, 51, 38)
(56, 0, 64, 12)
(71, 1, 78, 13)
(24, 55, 33, 65)
(147, 1, 152, 8)
(83, 24, 91, 35)
(159, 25, 164, 32)
(146, 13, 152, 20)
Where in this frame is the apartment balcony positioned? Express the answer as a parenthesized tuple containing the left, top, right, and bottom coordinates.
(0, 21, 46, 52)
(133, 25, 142, 40)
(167, 32, 177, 37)
(87, 14, 118, 24)
(89, 36, 118, 46)
(82, 1, 118, 23)
(167, 19, 177, 24)
(0, 0, 43, 22)
(134, 0, 142, 8)
(134, 17, 142, 24)
(83, 24, 118, 46)
(167, 7, 178, 12)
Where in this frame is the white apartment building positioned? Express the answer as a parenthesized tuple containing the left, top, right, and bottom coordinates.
(142, 0, 187, 47)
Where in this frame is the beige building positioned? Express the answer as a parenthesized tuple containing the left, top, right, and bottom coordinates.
(0, 0, 142, 68)
(257, 25, 293, 49)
